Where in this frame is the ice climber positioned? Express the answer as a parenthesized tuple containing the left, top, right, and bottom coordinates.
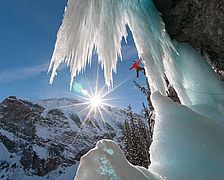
(129, 59, 146, 78)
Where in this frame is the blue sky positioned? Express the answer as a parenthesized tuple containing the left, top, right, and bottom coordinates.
(0, 0, 147, 112)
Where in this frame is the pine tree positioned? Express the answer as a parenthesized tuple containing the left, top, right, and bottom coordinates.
(123, 105, 151, 168)
(142, 102, 154, 138)
(123, 120, 132, 161)
(134, 79, 154, 136)
(137, 118, 151, 167)
(134, 77, 153, 111)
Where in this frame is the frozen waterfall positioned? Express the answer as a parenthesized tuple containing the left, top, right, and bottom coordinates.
(48, 0, 175, 94)
(48, 0, 224, 179)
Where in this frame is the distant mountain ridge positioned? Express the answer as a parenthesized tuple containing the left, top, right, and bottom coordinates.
(0, 96, 145, 179)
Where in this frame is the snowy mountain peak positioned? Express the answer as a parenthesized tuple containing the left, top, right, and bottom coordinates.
(0, 96, 145, 179)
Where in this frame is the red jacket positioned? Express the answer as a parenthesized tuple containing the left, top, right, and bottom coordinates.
(130, 60, 141, 70)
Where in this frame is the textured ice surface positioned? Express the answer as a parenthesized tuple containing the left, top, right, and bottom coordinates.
(75, 140, 164, 180)
(148, 43, 224, 179)
(150, 92, 224, 180)
(165, 42, 224, 115)
(48, 0, 175, 94)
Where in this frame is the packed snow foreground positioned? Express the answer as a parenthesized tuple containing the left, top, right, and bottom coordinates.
(48, 0, 224, 179)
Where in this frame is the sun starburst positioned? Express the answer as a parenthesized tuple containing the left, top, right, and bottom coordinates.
(56, 66, 135, 139)
(90, 94, 103, 108)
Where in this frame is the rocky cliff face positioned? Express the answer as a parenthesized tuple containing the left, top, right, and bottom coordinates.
(0, 96, 143, 179)
(154, 0, 224, 76)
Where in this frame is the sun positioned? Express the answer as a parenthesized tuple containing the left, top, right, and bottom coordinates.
(90, 94, 103, 108)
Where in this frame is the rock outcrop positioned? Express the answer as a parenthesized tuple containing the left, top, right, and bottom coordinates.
(154, 0, 224, 75)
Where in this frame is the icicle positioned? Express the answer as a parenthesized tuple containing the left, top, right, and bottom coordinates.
(48, 0, 175, 95)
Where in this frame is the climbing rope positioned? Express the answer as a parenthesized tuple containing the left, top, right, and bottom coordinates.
(171, 84, 224, 96)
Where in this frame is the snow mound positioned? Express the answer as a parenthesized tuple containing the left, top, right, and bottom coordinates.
(75, 139, 164, 180)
